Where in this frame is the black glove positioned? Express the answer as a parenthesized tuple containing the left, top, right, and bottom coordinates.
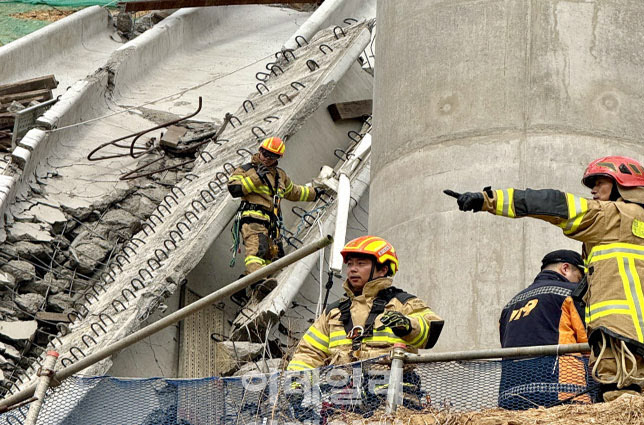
(314, 187, 326, 200)
(287, 381, 306, 419)
(377, 311, 412, 337)
(256, 163, 270, 178)
(444, 189, 485, 212)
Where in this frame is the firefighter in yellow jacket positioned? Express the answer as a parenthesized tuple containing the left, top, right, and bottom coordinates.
(287, 235, 444, 371)
(227, 137, 323, 304)
(445, 155, 644, 402)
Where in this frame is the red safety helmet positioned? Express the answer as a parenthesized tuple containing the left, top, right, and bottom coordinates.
(340, 236, 399, 276)
(259, 137, 285, 157)
(582, 156, 644, 188)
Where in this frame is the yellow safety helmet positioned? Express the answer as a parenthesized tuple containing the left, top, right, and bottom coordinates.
(259, 137, 285, 157)
(340, 235, 399, 276)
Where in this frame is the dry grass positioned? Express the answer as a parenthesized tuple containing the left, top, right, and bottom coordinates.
(9, 8, 78, 23)
(328, 394, 644, 425)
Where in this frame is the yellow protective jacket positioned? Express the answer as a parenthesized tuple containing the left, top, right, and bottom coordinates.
(227, 154, 316, 222)
(287, 277, 444, 371)
(482, 188, 644, 351)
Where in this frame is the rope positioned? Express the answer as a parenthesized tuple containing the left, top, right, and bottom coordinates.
(229, 211, 242, 267)
(591, 332, 644, 387)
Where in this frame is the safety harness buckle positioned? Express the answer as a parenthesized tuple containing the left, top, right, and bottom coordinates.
(347, 326, 364, 352)
(347, 325, 364, 340)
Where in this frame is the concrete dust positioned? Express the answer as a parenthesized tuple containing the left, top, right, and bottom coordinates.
(333, 394, 644, 425)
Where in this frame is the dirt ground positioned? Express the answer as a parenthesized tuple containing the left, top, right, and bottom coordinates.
(10, 8, 78, 22)
(330, 394, 644, 425)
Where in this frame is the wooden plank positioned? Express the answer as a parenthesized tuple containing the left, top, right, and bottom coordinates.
(327, 99, 373, 121)
(0, 89, 52, 110)
(123, 0, 318, 12)
(35, 311, 71, 323)
(0, 75, 58, 97)
(0, 113, 14, 128)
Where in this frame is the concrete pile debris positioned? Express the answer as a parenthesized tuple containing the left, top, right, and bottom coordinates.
(0, 75, 58, 150)
(0, 147, 197, 392)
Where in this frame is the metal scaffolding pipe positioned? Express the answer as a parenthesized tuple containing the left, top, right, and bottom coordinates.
(404, 343, 590, 364)
(0, 235, 333, 410)
(24, 351, 58, 425)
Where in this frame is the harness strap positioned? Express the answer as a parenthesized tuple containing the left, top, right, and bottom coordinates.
(338, 298, 353, 334)
(336, 287, 416, 345)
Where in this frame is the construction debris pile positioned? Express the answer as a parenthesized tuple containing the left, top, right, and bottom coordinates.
(0, 120, 210, 392)
(0, 76, 57, 151)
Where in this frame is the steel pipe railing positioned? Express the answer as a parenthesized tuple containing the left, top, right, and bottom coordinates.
(404, 343, 590, 364)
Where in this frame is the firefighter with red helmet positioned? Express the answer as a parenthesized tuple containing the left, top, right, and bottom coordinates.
(287, 235, 444, 370)
(227, 137, 324, 304)
(446, 156, 644, 402)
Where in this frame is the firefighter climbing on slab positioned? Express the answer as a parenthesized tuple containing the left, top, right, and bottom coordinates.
(445, 156, 644, 402)
(227, 136, 325, 306)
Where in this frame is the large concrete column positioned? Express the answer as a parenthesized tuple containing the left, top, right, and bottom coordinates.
(372, 0, 644, 351)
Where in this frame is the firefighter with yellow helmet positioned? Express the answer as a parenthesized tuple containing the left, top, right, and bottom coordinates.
(287, 235, 444, 371)
(227, 137, 324, 305)
(446, 155, 644, 402)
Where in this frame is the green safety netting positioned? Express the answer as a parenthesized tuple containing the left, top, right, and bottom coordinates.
(2, 0, 114, 7)
(0, 3, 51, 45)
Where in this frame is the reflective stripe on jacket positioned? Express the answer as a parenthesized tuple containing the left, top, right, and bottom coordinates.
(483, 188, 644, 350)
(287, 277, 444, 371)
(227, 154, 316, 221)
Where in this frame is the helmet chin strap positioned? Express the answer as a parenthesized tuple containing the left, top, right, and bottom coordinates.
(368, 262, 376, 282)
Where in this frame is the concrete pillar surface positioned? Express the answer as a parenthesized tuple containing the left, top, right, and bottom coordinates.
(372, 0, 644, 351)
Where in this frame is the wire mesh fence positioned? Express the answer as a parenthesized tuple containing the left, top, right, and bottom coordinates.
(0, 354, 600, 424)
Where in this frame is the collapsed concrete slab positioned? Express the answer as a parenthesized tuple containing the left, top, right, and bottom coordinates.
(5, 20, 372, 397)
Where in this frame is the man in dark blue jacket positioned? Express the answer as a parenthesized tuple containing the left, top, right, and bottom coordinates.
(498, 250, 592, 409)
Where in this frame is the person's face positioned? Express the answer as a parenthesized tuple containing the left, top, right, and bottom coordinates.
(259, 149, 279, 167)
(346, 256, 374, 292)
(591, 177, 614, 201)
(560, 263, 583, 283)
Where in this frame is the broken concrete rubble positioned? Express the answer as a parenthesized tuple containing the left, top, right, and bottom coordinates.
(1, 260, 34, 285)
(69, 233, 113, 274)
(0, 320, 37, 341)
(14, 293, 45, 315)
(0, 342, 19, 361)
(233, 358, 283, 377)
(221, 341, 264, 362)
(6, 222, 53, 243)
(0, 271, 16, 291)
(12, 241, 53, 262)
(47, 293, 74, 313)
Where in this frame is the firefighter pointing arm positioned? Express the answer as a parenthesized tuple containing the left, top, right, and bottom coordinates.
(445, 156, 644, 402)
(227, 137, 325, 306)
